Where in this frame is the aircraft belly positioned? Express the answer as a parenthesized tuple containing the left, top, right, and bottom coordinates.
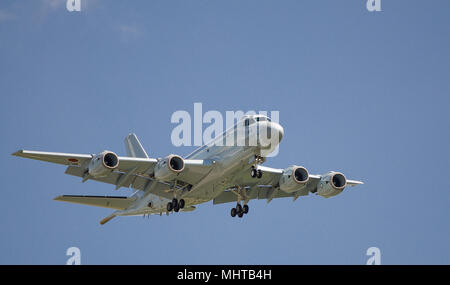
(124, 146, 258, 215)
(182, 146, 257, 201)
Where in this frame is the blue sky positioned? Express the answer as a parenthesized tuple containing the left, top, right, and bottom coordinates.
(1, 0, 449, 264)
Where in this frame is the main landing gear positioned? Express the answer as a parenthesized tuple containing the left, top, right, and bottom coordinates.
(250, 166, 262, 178)
(231, 203, 249, 218)
(167, 198, 185, 213)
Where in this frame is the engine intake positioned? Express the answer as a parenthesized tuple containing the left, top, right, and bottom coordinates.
(279, 165, 309, 193)
(88, 151, 119, 178)
(154, 154, 185, 181)
(331, 173, 346, 189)
(168, 155, 184, 172)
(103, 152, 119, 168)
(293, 167, 309, 183)
(317, 172, 347, 198)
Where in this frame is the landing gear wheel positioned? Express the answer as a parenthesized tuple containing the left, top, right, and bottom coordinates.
(172, 198, 178, 209)
(167, 202, 173, 212)
(236, 204, 243, 213)
(251, 168, 258, 178)
(238, 212, 244, 218)
(231, 208, 237, 217)
(243, 204, 249, 214)
(179, 199, 185, 209)
(257, 169, 263, 178)
(174, 203, 180, 212)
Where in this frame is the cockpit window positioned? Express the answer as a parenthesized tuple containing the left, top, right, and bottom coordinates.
(245, 118, 256, 125)
(256, 116, 268, 122)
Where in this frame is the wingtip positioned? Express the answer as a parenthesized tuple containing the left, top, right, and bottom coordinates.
(12, 150, 23, 156)
(53, 195, 64, 201)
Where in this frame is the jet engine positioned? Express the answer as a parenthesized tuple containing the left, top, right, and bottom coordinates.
(279, 165, 309, 193)
(88, 151, 119, 177)
(317, 172, 347, 198)
(154, 154, 185, 181)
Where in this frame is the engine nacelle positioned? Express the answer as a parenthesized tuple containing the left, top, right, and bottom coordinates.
(88, 151, 119, 178)
(279, 165, 309, 193)
(154, 154, 185, 181)
(317, 172, 347, 198)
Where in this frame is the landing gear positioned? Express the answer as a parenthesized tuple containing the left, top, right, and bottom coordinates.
(179, 199, 185, 209)
(257, 169, 262, 178)
(231, 208, 237, 217)
(172, 198, 178, 209)
(167, 198, 185, 213)
(231, 203, 249, 218)
(250, 167, 263, 179)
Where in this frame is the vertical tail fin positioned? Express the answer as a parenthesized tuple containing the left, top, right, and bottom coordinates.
(124, 133, 149, 158)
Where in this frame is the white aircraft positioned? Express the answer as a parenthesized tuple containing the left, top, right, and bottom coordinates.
(13, 114, 363, 224)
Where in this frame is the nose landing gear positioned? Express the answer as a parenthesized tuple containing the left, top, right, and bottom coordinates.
(250, 166, 263, 179)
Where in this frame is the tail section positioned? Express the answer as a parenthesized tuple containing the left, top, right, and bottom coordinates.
(124, 133, 149, 158)
(100, 214, 117, 225)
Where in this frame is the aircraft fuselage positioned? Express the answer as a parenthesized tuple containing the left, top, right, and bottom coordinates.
(121, 118, 284, 216)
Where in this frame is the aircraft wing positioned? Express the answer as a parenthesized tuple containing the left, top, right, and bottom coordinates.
(249, 165, 363, 187)
(13, 149, 215, 197)
(216, 165, 363, 204)
(12, 150, 159, 173)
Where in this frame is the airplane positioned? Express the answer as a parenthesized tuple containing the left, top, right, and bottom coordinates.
(12, 114, 363, 225)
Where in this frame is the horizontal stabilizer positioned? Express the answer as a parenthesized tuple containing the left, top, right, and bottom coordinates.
(54, 195, 134, 210)
(100, 214, 116, 225)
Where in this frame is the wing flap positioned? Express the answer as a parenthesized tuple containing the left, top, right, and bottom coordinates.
(213, 187, 294, 205)
(175, 159, 215, 185)
(65, 166, 175, 200)
(65, 166, 122, 185)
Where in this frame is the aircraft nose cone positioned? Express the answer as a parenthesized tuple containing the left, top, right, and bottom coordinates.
(271, 122, 284, 142)
(276, 123, 284, 142)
